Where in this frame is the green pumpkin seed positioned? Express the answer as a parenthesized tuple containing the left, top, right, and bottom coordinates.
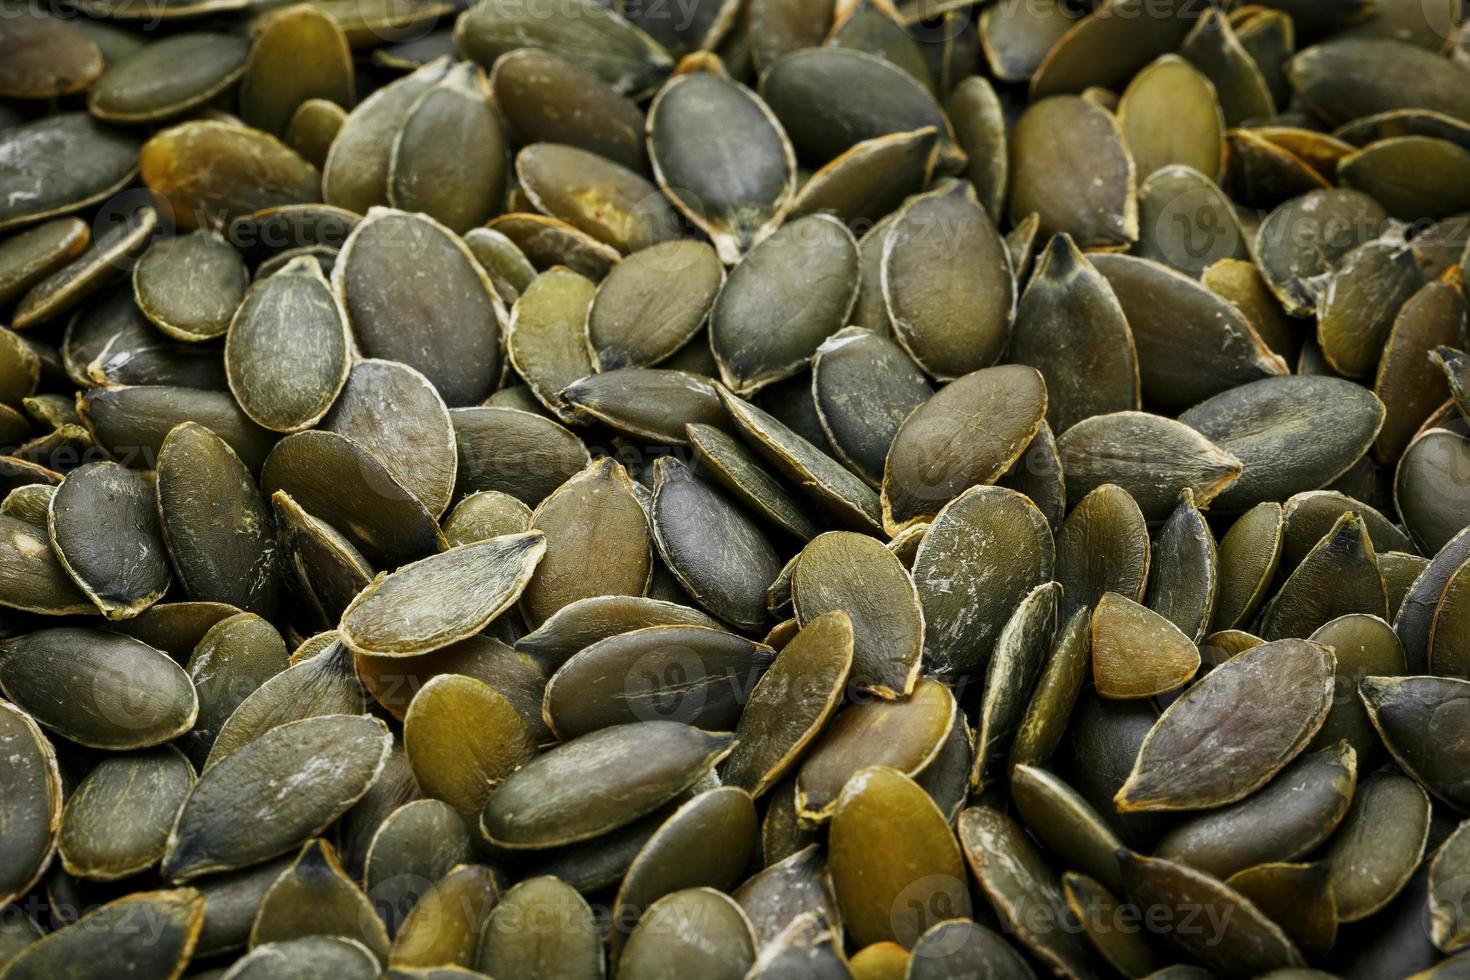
(1055, 483, 1150, 621)
(132, 230, 248, 343)
(883, 181, 1015, 379)
(140, 121, 321, 233)
(1119, 56, 1226, 180)
(1385, 549, 1431, 621)
(517, 143, 677, 255)
(1324, 768, 1431, 920)
(335, 208, 504, 408)
(89, 33, 250, 124)
(709, 214, 857, 395)
(1180, 8, 1274, 126)
(1009, 95, 1137, 249)
(47, 461, 169, 619)
(611, 786, 758, 952)
(1142, 490, 1218, 641)
(647, 71, 794, 261)
(0, 627, 197, 749)
(0, 701, 61, 905)
(0, 219, 90, 307)
(564, 369, 727, 445)
(733, 845, 840, 948)
(1137, 166, 1250, 279)
(1254, 188, 1389, 317)
(0, 12, 102, 100)
(463, 228, 536, 307)
(164, 714, 390, 880)
(970, 581, 1059, 792)
(1012, 764, 1126, 895)
(442, 492, 531, 548)
(1010, 607, 1090, 773)
(587, 241, 722, 371)
(1117, 638, 1334, 811)
(1117, 852, 1304, 975)
(475, 876, 602, 980)
(1429, 555, 1470, 679)
(848, 940, 910, 978)
(1427, 821, 1470, 953)
(239, 6, 352, 138)
(719, 385, 884, 532)
(828, 767, 969, 949)
(321, 58, 450, 214)
(250, 839, 387, 959)
(0, 114, 141, 233)
(686, 422, 822, 542)
(1259, 512, 1389, 640)
(1, 889, 205, 980)
(156, 422, 278, 617)
(944, 76, 1006, 223)
(1316, 236, 1424, 378)
(1225, 863, 1337, 962)
(796, 677, 954, 822)
(1361, 674, 1470, 810)
(1288, 39, 1470, 127)
(1061, 873, 1155, 979)
(451, 406, 590, 508)
(12, 205, 156, 330)
(1030, 0, 1196, 98)
(486, 212, 622, 281)
(721, 611, 853, 797)
(1377, 273, 1468, 462)
(1202, 257, 1298, 363)
(1281, 490, 1412, 570)
(514, 594, 721, 667)
(617, 887, 756, 980)
(180, 612, 288, 766)
(957, 805, 1103, 976)
(785, 128, 938, 230)
(504, 266, 597, 419)
(387, 863, 498, 970)
(911, 485, 1053, 683)
(1, 484, 52, 528)
(1210, 502, 1285, 632)
(226, 936, 380, 979)
(482, 721, 731, 848)
(404, 674, 538, 824)
(1091, 591, 1201, 699)
(455, 0, 673, 98)
(1397, 428, 1470, 555)
(490, 47, 647, 173)
(522, 458, 650, 628)
(1341, 137, 1470, 220)
(364, 799, 472, 937)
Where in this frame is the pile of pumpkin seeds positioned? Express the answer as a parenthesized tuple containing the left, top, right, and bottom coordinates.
(6, 0, 1470, 976)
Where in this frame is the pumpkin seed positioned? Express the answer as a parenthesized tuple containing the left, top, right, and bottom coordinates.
(1397, 427, 1470, 557)
(1180, 8, 1275, 126)
(617, 887, 756, 980)
(180, 612, 289, 766)
(239, 5, 352, 138)
(363, 799, 472, 936)
(387, 863, 498, 970)
(1323, 768, 1432, 920)
(1360, 675, 1470, 811)
(1137, 165, 1251, 278)
(490, 47, 646, 173)
(1091, 591, 1201, 699)
(1054, 483, 1151, 621)
(250, 838, 388, 960)
(1012, 763, 1126, 895)
(1, 889, 205, 980)
(451, 406, 591, 508)
(47, 461, 169, 619)
(1259, 512, 1388, 640)
(1117, 638, 1335, 811)
(686, 422, 821, 542)
(0, 12, 102, 100)
(1316, 236, 1424, 378)
(89, 33, 250, 124)
(1377, 273, 1469, 458)
(0, 219, 90, 307)
(1061, 873, 1154, 979)
(156, 421, 278, 616)
(1281, 490, 1412, 570)
(1009, 95, 1137, 249)
(970, 581, 1059, 793)
(1226, 862, 1338, 962)
(1119, 56, 1226, 180)
(945, 76, 1006, 222)
(1289, 39, 1470, 127)
(1305, 613, 1407, 760)
(882, 181, 1015, 380)
(647, 71, 794, 262)
(785, 128, 938, 230)
(486, 213, 622, 281)
(1254, 188, 1390, 317)
(283, 99, 345, 166)
(1210, 501, 1285, 632)
(721, 611, 853, 798)
(12, 205, 157, 330)
(0, 700, 61, 905)
(225, 936, 380, 979)
(163, 713, 391, 880)
(0, 114, 141, 233)
(828, 766, 970, 949)
(455, 0, 673, 98)
(564, 369, 727, 445)
(1010, 606, 1090, 772)
(132, 230, 249, 343)
(0, 627, 197, 749)
(795, 676, 954, 821)
(481, 721, 732, 848)
(475, 876, 602, 979)
(517, 142, 678, 255)
(586, 241, 721, 372)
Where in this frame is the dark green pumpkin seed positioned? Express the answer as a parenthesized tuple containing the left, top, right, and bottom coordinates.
(1309, 613, 1407, 759)
(517, 143, 677, 255)
(1324, 768, 1431, 921)
(1288, 38, 1470, 127)
(617, 888, 755, 980)
(89, 33, 250, 124)
(685, 422, 821, 542)
(1396, 427, 1470, 555)
(180, 612, 289, 767)
(1055, 483, 1151, 621)
(1012, 764, 1126, 895)
(490, 47, 646, 172)
(240, 5, 353, 138)
(1119, 56, 1225, 180)
(1009, 95, 1137, 249)
(0, 114, 141, 233)
(0, 219, 90, 307)
(48, 461, 169, 619)
(386, 863, 498, 970)
(1, 889, 205, 980)
(946, 76, 1007, 221)
(1281, 490, 1412, 570)
(475, 876, 602, 980)
(364, 799, 472, 937)
(405, 674, 538, 823)
(1254, 188, 1389, 317)
(133, 230, 248, 342)
(587, 240, 723, 371)
(13, 205, 157, 330)
(1259, 512, 1388, 640)
(227, 936, 380, 979)
(0, 12, 102, 100)
(1360, 674, 1470, 811)
(450, 406, 590, 508)
(0, 701, 61, 905)
(250, 838, 387, 960)
(1316, 236, 1424, 378)
(971, 581, 1059, 793)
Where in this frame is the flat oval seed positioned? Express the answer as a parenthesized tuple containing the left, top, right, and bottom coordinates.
(522, 458, 651, 629)
(810, 328, 931, 488)
(481, 721, 733, 848)
(911, 485, 1054, 683)
(490, 48, 646, 172)
(89, 33, 250, 123)
(260, 430, 446, 567)
(1155, 741, 1357, 879)
(648, 72, 794, 262)
(0, 701, 61, 905)
(1117, 638, 1335, 812)
(1136, 165, 1250, 278)
(587, 240, 723, 371)
(1057, 411, 1242, 521)
(1316, 237, 1423, 379)
(0, 114, 141, 233)
(793, 530, 925, 698)
(1009, 95, 1137, 249)
(341, 532, 545, 657)
(1011, 606, 1091, 773)
(947, 76, 1007, 221)
(1178, 375, 1385, 512)
(1146, 490, 1218, 642)
(464, 228, 536, 306)
(1055, 483, 1151, 622)
(1210, 502, 1284, 632)
(48, 461, 170, 619)
(451, 406, 590, 507)
(335, 208, 504, 407)
(1092, 592, 1201, 699)
(882, 364, 1047, 533)
(710, 214, 858, 396)
(163, 714, 391, 880)
(133, 229, 249, 342)
(1376, 272, 1468, 464)
(156, 422, 278, 617)
(785, 128, 939, 230)
(618, 888, 756, 980)
(1, 890, 205, 980)
(405, 674, 538, 824)
(1224, 862, 1337, 963)
(249, 839, 387, 959)
(1323, 769, 1431, 921)
(239, 5, 353, 137)
(227, 255, 351, 433)
(226, 937, 379, 979)
(0, 218, 90, 307)
(564, 369, 727, 445)
(59, 746, 194, 881)
(180, 612, 289, 766)
(1011, 764, 1126, 897)
(389, 63, 506, 235)
(795, 677, 955, 822)
(442, 492, 531, 547)
(1089, 253, 1289, 410)
(454, 0, 672, 97)
(1281, 491, 1411, 571)
(1, 627, 196, 749)
(517, 143, 677, 255)
(1258, 513, 1388, 641)
(386, 862, 498, 970)
(1254, 188, 1388, 317)
(721, 611, 854, 798)
(1360, 675, 1470, 811)
(1179, 8, 1273, 126)
(829, 767, 970, 949)
(506, 267, 598, 420)
(1062, 873, 1154, 979)
(882, 181, 1015, 380)
(514, 594, 721, 668)
(0, 513, 90, 614)
(12, 205, 156, 329)
(0, 12, 102, 99)
(545, 625, 771, 738)
(1288, 38, 1470, 127)
(475, 876, 602, 980)
(487, 213, 621, 281)
(1118, 55, 1225, 180)
(1396, 428, 1470, 555)
(140, 121, 321, 232)
(364, 799, 472, 936)
(971, 582, 1060, 793)
(322, 58, 451, 214)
